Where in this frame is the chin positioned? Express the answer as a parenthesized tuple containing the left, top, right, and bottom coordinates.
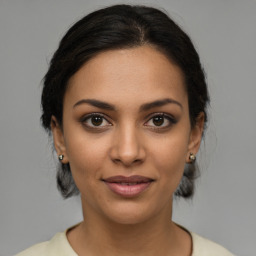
(101, 201, 159, 225)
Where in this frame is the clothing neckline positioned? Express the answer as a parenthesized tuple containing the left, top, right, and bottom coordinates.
(62, 223, 196, 256)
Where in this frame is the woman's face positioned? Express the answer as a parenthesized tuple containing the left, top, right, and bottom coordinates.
(52, 45, 204, 224)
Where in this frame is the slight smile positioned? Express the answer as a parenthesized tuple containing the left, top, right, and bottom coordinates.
(102, 175, 155, 198)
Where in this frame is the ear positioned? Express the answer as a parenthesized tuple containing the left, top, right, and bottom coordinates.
(187, 112, 205, 161)
(51, 116, 69, 164)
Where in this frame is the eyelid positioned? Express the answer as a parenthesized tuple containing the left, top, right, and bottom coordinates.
(80, 112, 112, 127)
(144, 112, 177, 127)
(79, 112, 176, 130)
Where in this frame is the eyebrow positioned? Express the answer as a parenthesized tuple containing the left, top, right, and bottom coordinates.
(139, 98, 183, 111)
(73, 98, 182, 111)
(73, 99, 116, 110)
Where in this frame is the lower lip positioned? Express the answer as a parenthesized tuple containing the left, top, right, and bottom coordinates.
(104, 182, 152, 198)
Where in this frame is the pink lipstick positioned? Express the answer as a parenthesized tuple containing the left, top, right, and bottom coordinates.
(103, 175, 154, 198)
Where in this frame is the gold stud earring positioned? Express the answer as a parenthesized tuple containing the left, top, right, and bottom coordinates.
(58, 154, 64, 161)
(189, 153, 196, 163)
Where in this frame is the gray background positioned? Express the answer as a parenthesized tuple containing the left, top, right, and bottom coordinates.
(0, 0, 255, 255)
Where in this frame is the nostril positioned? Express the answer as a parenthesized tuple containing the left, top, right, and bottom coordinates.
(116, 158, 142, 167)
(109, 133, 146, 166)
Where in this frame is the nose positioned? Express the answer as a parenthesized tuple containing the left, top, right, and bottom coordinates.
(109, 125, 146, 167)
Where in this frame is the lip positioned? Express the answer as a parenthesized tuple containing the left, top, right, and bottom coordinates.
(102, 175, 154, 198)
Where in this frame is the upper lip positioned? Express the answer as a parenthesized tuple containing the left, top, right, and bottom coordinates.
(103, 175, 154, 183)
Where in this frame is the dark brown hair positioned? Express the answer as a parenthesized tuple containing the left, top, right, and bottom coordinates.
(41, 4, 209, 198)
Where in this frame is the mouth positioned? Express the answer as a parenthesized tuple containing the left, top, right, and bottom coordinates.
(102, 175, 154, 198)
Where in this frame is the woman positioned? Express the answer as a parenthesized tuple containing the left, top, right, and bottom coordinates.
(17, 4, 234, 256)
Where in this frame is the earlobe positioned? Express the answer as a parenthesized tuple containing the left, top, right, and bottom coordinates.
(51, 116, 69, 164)
(187, 112, 205, 160)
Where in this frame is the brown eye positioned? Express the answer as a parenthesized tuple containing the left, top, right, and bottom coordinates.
(152, 116, 164, 126)
(144, 113, 176, 129)
(91, 116, 103, 126)
(81, 114, 111, 128)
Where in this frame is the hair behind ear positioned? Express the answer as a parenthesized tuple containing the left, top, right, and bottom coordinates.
(57, 163, 79, 198)
(175, 163, 198, 198)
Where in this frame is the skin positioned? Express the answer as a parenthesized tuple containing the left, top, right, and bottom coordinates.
(51, 45, 204, 256)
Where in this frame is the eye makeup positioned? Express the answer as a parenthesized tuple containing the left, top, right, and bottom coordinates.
(79, 111, 177, 133)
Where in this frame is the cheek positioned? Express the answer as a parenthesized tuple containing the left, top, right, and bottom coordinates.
(64, 131, 110, 184)
(149, 131, 189, 188)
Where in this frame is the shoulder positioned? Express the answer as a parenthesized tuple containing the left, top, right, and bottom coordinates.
(191, 232, 235, 256)
(15, 232, 77, 256)
(15, 241, 49, 256)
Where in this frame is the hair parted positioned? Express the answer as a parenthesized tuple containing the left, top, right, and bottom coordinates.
(41, 4, 209, 199)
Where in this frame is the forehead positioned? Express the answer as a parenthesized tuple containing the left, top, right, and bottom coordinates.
(65, 45, 187, 108)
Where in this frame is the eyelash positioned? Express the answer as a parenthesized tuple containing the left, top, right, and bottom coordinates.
(80, 113, 111, 130)
(80, 112, 176, 130)
(144, 113, 177, 129)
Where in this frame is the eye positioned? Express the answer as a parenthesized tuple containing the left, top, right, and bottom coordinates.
(145, 113, 176, 128)
(81, 113, 111, 128)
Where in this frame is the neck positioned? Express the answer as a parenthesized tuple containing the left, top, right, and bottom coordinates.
(67, 200, 192, 256)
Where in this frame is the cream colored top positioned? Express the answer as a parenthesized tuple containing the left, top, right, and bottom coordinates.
(16, 229, 234, 256)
